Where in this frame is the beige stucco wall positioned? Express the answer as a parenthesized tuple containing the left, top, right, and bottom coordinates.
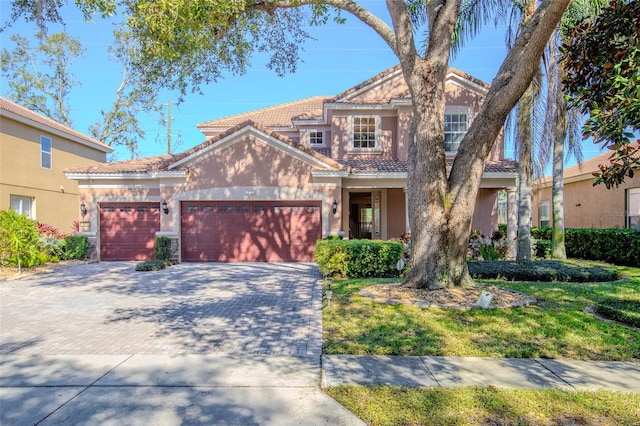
(387, 188, 406, 238)
(533, 174, 640, 228)
(1, 116, 107, 231)
(472, 188, 499, 236)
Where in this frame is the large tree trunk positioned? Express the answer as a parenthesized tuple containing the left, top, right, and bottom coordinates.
(382, 0, 571, 289)
(516, 84, 535, 262)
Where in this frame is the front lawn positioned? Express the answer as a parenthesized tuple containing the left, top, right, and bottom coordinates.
(322, 264, 640, 360)
(325, 386, 640, 426)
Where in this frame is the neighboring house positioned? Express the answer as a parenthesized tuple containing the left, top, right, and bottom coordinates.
(532, 143, 640, 230)
(0, 97, 113, 231)
(65, 65, 519, 262)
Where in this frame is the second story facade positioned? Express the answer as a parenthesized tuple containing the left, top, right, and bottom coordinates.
(0, 97, 113, 231)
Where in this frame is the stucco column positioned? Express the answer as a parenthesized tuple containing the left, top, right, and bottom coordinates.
(507, 188, 517, 241)
(404, 188, 410, 233)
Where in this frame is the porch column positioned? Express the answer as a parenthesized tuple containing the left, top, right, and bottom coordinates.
(404, 188, 410, 233)
(507, 187, 517, 241)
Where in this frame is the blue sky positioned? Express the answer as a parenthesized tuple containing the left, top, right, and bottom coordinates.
(0, 1, 603, 166)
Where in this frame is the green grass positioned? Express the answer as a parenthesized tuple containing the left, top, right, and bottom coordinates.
(322, 264, 640, 360)
(325, 386, 640, 426)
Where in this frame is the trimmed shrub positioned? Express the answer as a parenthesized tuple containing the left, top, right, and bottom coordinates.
(315, 239, 404, 278)
(528, 227, 640, 267)
(594, 297, 640, 328)
(468, 260, 620, 282)
(135, 259, 168, 271)
(63, 235, 89, 260)
(39, 237, 65, 260)
(154, 236, 173, 262)
(564, 228, 640, 267)
(533, 239, 552, 259)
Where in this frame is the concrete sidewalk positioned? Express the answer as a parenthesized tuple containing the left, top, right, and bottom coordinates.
(322, 355, 640, 392)
(0, 354, 364, 425)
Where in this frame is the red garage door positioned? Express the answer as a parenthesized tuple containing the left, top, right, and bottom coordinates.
(181, 201, 321, 262)
(100, 203, 161, 261)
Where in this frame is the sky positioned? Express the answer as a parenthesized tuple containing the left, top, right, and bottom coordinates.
(0, 0, 604, 167)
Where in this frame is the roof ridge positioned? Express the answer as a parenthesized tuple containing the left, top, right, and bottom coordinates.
(0, 97, 113, 152)
(196, 96, 330, 128)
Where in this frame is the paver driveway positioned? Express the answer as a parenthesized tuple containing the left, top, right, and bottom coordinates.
(0, 262, 323, 356)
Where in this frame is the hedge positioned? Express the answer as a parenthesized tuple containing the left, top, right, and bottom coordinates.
(315, 239, 404, 278)
(468, 260, 620, 282)
(530, 227, 640, 267)
(593, 297, 640, 328)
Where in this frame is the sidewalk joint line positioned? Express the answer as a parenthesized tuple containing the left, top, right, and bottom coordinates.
(34, 354, 135, 425)
(419, 356, 441, 387)
(533, 358, 577, 391)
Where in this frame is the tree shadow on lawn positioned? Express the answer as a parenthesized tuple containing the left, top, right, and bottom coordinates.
(324, 285, 640, 360)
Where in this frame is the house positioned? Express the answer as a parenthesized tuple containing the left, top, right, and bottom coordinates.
(532, 143, 640, 230)
(65, 65, 519, 262)
(0, 97, 113, 231)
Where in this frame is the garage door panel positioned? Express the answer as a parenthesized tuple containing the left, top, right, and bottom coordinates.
(100, 203, 160, 261)
(181, 201, 321, 262)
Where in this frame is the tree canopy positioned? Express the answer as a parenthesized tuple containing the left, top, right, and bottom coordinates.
(562, 0, 640, 189)
(6, 0, 571, 289)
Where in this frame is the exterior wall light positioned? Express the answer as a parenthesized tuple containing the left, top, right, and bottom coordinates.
(332, 199, 338, 215)
(162, 200, 169, 215)
(80, 201, 87, 218)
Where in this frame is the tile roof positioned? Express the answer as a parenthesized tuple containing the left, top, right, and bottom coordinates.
(536, 141, 640, 185)
(337, 158, 519, 174)
(65, 154, 177, 174)
(0, 97, 113, 152)
(329, 65, 489, 103)
(66, 120, 344, 174)
(197, 96, 329, 129)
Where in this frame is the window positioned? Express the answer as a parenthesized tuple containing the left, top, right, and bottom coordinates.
(628, 188, 640, 230)
(10, 195, 34, 219)
(539, 201, 550, 227)
(309, 131, 324, 146)
(352, 116, 377, 149)
(41, 136, 52, 169)
(444, 113, 468, 152)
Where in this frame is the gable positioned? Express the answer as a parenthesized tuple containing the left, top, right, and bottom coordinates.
(179, 131, 328, 191)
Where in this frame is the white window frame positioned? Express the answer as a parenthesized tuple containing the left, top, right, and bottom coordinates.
(627, 188, 640, 230)
(444, 106, 472, 153)
(350, 116, 380, 151)
(10, 195, 35, 219)
(41, 135, 52, 169)
(539, 201, 550, 227)
(308, 130, 325, 146)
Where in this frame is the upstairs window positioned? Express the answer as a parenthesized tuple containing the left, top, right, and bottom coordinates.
(41, 135, 52, 169)
(352, 116, 377, 149)
(309, 131, 324, 146)
(444, 113, 468, 152)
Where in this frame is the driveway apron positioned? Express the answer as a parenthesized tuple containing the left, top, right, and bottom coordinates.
(0, 262, 323, 356)
(0, 263, 364, 425)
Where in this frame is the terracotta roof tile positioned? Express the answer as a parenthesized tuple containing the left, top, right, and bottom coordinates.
(197, 96, 329, 129)
(536, 142, 640, 185)
(1, 97, 113, 152)
(337, 158, 519, 174)
(65, 155, 177, 174)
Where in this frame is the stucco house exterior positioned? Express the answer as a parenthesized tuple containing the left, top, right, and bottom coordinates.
(0, 97, 113, 231)
(66, 66, 519, 262)
(532, 143, 640, 230)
